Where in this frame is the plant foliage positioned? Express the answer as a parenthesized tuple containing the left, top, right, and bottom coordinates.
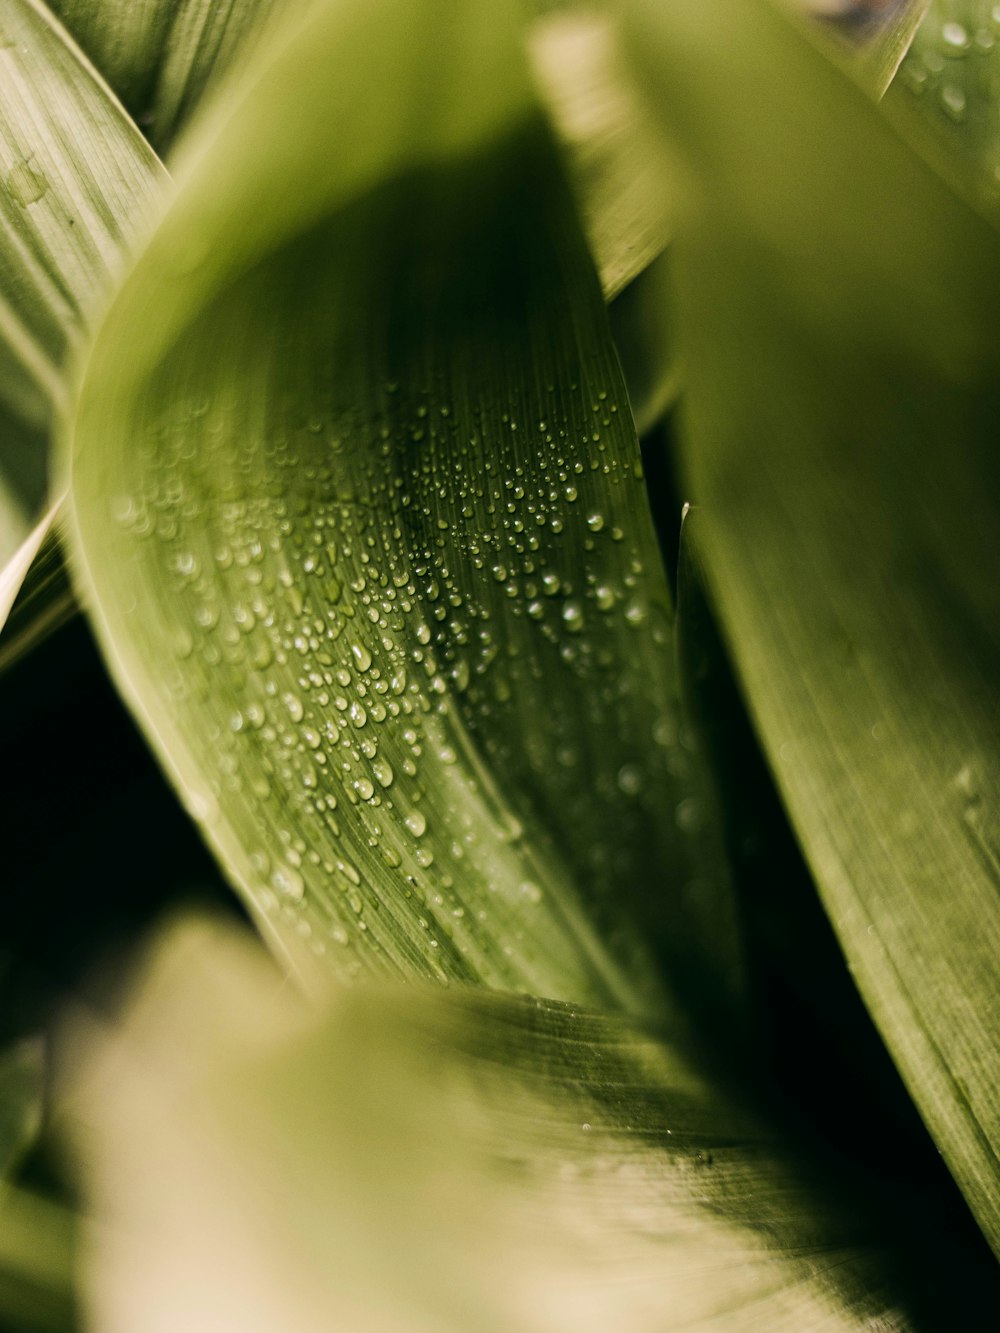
(0, 0, 998, 1328)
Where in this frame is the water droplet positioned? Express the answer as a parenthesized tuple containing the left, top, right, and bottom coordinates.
(675, 798, 702, 834)
(562, 600, 584, 633)
(617, 764, 642, 796)
(941, 83, 967, 119)
(272, 866, 304, 900)
(373, 758, 394, 787)
(169, 626, 194, 659)
(586, 511, 605, 532)
(351, 641, 372, 671)
(405, 809, 427, 838)
(954, 763, 976, 796)
(349, 700, 368, 728)
(5, 161, 48, 206)
(355, 777, 375, 800)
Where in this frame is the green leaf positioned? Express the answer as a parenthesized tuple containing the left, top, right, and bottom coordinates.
(49, 0, 281, 153)
(0, 1039, 71, 1333)
(889, 2, 1000, 207)
(0, 1039, 43, 1178)
(66, 915, 1000, 1331)
(0, 512, 74, 675)
(0, 508, 57, 637)
(529, 5, 673, 300)
(66, 0, 739, 1016)
(0, 1183, 75, 1333)
(862, 0, 931, 93)
(626, 0, 1000, 1252)
(805, 0, 930, 94)
(0, 0, 163, 627)
(48, 0, 675, 301)
(607, 254, 678, 437)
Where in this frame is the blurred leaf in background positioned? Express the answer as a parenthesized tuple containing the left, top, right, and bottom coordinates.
(626, 0, 1000, 1254)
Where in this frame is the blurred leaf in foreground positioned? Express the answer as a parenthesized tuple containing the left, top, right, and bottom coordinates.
(626, 0, 1000, 1253)
(63, 915, 999, 1333)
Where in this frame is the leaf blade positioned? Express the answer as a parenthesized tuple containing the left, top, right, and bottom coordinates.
(66, 0, 733, 1014)
(0, 0, 162, 626)
(626, 0, 1000, 1250)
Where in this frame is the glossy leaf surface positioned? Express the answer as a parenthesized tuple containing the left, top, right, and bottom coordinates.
(67, 0, 740, 1014)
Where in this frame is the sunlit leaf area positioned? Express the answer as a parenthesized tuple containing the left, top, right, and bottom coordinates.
(2, 0, 1000, 1327)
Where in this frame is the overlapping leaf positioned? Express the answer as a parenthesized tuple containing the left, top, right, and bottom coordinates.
(66, 0, 742, 1015)
(0, 1039, 42, 1179)
(67, 916, 1000, 1332)
(803, 0, 930, 92)
(890, 1, 1000, 207)
(0, 514, 74, 673)
(626, 0, 1000, 1252)
(0, 0, 162, 605)
(49, 0, 280, 152)
(0, 1183, 75, 1333)
(0, 1039, 73, 1332)
(528, 6, 672, 300)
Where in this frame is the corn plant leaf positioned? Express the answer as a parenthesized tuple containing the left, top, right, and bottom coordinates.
(62, 915, 1000, 1332)
(529, 6, 673, 301)
(0, 513, 74, 674)
(0, 1039, 70, 1333)
(0, 0, 163, 635)
(0, 508, 56, 636)
(66, 0, 742, 1016)
(803, 0, 930, 93)
(0, 1182, 76, 1333)
(50, 0, 673, 302)
(48, 0, 281, 154)
(864, 0, 931, 92)
(626, 0, 1000, 1252)
(889, 1, 1000, 209)
(0, 1039, 43, 1179)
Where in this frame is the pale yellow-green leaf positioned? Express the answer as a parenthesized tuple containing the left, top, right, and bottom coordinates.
(529, 6, 672, 300)
(0, 0, 163, 624)
(65, 915, 993, 1333)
